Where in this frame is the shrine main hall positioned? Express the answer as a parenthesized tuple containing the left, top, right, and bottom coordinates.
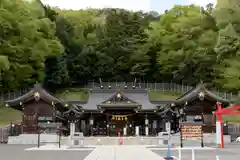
(5, 83, 230, 136)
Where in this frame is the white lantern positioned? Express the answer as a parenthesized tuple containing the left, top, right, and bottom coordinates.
(145, 119, 149, 125)
(89, 119, 94, 125)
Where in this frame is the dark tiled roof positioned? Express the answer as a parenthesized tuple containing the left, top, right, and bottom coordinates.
(5, 84, 63, 106)
(124, 93, 157, 109)
(74, 89, 160, 110)
(81, 93, 113, 109)
(173, 83, 230, 105)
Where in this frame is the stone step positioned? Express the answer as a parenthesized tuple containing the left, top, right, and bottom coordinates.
(7, 134, 232, 145)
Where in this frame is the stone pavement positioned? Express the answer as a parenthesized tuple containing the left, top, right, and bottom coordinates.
(2, 143, 240, 160)
(150, 144, 240, 160)
(84, 145, 165, 160)
(0, 144, 93, 160)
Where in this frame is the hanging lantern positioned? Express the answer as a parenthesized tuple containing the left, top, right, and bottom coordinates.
(89, 118, 94, 125)
(117, 117, 120, 120)
(34, 92, 40, 101)
(124, 116, 128, 121)
(111, 116, 115, 120)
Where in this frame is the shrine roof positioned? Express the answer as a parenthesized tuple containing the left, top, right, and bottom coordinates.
(172, 83, 230, 105)
(69, 88, 160, 110)
(5, 84, 64, 107)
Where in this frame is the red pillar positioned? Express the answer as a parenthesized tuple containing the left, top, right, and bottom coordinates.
(216, 102, 224, 148)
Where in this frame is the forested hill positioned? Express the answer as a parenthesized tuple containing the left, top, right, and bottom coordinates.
(1, 0, 240, 93)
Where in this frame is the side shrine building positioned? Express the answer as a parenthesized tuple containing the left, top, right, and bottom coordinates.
(5, 83, 230, 136)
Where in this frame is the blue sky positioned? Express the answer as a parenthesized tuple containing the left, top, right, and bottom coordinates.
(41, 0, 216, 13)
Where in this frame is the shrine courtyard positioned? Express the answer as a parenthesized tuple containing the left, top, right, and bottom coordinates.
(1, 144, 240, 160)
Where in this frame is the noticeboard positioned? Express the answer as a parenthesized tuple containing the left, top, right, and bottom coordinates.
(38, 116, 53, 121)
(180, 123, 203, 147)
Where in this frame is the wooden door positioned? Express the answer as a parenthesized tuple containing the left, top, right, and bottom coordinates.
(22, 114, 37, 133)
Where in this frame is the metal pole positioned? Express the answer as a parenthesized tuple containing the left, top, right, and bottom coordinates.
(58, 131, 61, 148)
(178, 147, 182, 160)
(166, 122, 172, 158)
(37, 131, 40, 148)
(10, 121, 12, 136)
(191, 149, 195, 160)
(201, 125, 204, 147)
(180, 125, 183, 148)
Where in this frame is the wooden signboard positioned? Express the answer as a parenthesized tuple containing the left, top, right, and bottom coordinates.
(180, 123, 203, 147)
(111, 115, 128, 121)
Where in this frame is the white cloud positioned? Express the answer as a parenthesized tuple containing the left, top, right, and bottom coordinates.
(41, 0, 217, 12)
(188, 0, 216, 6)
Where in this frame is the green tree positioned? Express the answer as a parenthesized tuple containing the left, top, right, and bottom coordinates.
(213, 0, 240, 89)
(0, 0, 63, 91)
(217, 58, 240, 90)
(42, 6, 70, 90)
(147, 5, 218, 84)
(94, 9, 151, 80)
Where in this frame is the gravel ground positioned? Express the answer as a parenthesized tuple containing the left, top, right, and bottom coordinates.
(0, 144, 93, 160)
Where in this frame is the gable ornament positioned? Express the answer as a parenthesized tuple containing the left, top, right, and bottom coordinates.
(34, 92, 40, 101)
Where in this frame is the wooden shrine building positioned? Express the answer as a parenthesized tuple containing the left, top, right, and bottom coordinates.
(5, 83, 230, 136)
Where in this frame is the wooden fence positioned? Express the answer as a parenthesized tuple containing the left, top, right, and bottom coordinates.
(86, 82, 236, 100)
(226, 124, 240, 141)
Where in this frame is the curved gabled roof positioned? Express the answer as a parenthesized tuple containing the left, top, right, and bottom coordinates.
(97, 91, 141, 108)
(5, 83, 63, 106)
(74, 90, 158, 110)
(173, 83, 230, 105)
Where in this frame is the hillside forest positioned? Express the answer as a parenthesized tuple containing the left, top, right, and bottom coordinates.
(1, 0, 240, 93)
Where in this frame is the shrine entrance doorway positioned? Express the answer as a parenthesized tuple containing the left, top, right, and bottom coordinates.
(107, 111, 136, 137)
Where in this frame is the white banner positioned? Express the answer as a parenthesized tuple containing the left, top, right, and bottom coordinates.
(145, 127, 149, 136)
(135, 126, 139, 136)
(216, 121, 221, 144)
(123, 127, 127, 136)
(70, 123, 75, 135)
(166, 122, 171, 133)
